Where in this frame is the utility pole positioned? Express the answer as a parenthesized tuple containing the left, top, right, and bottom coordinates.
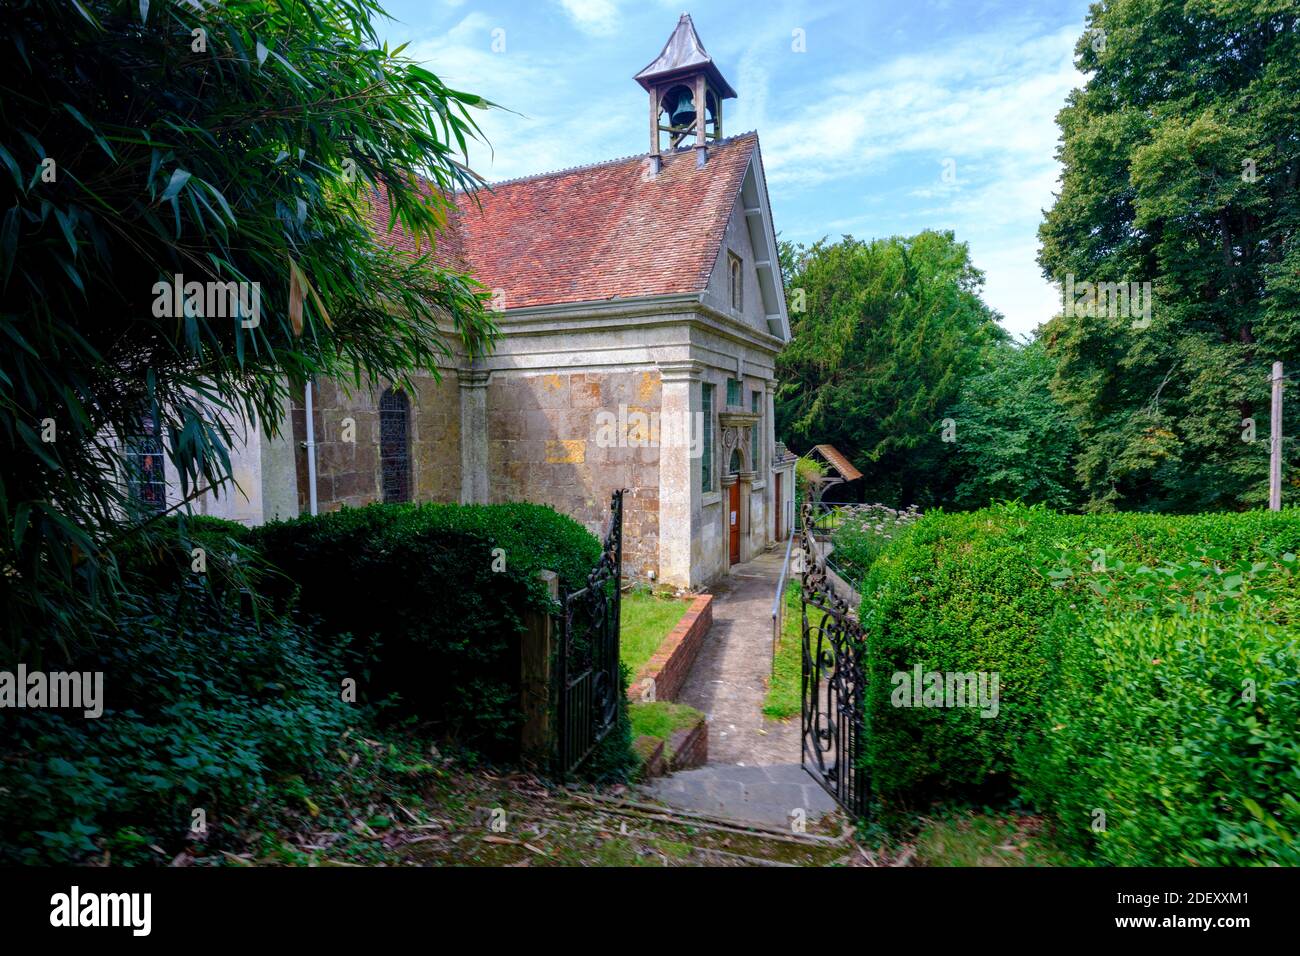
(1270, 362, 1283, 511)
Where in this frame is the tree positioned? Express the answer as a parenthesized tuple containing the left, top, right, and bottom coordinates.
(946, 339, 1083, 511)
(1038, 0, 1299, 512)
(0, 0, 496, 654)
(776, 231, 1007, 506)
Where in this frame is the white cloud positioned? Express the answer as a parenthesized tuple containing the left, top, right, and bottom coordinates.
(404, 13, 638, 183)
(760, 18, 1085, 337)
(556, 0, 622, 37)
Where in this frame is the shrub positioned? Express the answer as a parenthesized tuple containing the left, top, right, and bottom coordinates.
(109, 514, 260, 605)
(248, 502, 603, 753)
(794, 455, 826, 517)
(858, 504, 1300, 808)
(1021, 549, 1300, 865)
(829, 503, 922, 581)
(0, 585, 358, 865)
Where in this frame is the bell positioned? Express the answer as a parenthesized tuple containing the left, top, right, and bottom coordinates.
(667, 89, 696, 128)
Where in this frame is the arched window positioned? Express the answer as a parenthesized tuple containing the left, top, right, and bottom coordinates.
(729, 447, 742, 475)
(379, 388, 411, 503)
(126, 408, 167, 514)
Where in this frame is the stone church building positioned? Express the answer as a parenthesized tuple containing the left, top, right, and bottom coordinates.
(182, 15, 794, 588)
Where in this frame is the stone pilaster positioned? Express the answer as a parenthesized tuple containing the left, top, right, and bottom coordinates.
(260, 382, 299, 522)
(765, 378, 777, 541)
(657, 361, 702, 588)
(459, 367, 490, 505)
(738, 470, 757, 563)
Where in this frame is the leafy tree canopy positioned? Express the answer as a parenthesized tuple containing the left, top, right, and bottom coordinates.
(948, 339, 1083, 511)
(776, 231, 1007, 506)
(1038, 0, 1299, 512)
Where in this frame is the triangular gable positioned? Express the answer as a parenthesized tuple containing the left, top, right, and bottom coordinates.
(702, 141, 790, 341)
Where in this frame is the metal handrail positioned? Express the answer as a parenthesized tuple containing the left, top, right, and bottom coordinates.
(804, 526, 861, 610)
(770, 527, 797, 673)
(806, 500, 850, 534)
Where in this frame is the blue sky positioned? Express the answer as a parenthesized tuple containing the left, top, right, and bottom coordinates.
(377, 0, 1096, 338)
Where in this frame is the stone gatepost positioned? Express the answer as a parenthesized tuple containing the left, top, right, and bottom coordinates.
(520, 569, 559, 763)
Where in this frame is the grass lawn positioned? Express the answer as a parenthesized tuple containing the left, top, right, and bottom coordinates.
(620, 588, 691, 677)
(629, 700, 702, 741)
(762, 581, 802, 720)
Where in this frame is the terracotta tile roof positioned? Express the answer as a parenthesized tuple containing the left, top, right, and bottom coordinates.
(365, 183, 467, 273)
(366, 133, 759, 311)
(811, 444, 863, 482)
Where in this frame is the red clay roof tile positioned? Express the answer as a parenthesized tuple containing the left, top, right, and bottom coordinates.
(367, 133, 759, 311)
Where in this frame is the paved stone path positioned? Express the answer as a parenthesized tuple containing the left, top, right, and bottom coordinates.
(641, 549, 839, 829)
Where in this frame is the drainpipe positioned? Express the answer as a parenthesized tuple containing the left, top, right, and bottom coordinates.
(304, 378, 319, 516)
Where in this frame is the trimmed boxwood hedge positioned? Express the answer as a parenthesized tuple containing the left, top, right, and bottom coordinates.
(856, 504, 1300, 813)
(247, 502, 603, 753)
(1021, 608, 1300, 866)
(109, 513, 257, 600)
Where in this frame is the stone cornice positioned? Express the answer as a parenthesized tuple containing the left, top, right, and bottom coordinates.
(491, 292, 785, 359)
(719, 410, 760, 428)
(657, 360, 704, 383)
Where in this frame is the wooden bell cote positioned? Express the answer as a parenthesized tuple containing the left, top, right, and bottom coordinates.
(635, 13, 737, 169)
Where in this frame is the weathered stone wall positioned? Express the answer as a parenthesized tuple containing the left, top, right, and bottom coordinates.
(198, 396, 299, 525)
(290, 371, 461, 512)
(486, 369, 661, 581)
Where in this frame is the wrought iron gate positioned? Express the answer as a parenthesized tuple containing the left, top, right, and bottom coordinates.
(555, 489, 624, 776)
(799, 502, 869, 816)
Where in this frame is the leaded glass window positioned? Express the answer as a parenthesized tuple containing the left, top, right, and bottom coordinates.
(379, 388, 411, 503)
(126, 409, 167, 514)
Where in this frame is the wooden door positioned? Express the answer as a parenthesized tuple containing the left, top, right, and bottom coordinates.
(774, 473, 783, 540)
(728, 481, 741, 565)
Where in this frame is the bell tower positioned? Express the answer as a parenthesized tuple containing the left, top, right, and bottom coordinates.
(635, 13, 737, 170)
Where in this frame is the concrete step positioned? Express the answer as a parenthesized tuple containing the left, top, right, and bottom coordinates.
(639, 762, 840, 830)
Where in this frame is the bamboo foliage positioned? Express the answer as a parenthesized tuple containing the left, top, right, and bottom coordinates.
(0, 0, 499, 654)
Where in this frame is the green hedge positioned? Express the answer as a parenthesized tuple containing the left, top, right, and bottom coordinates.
(248, 502, 603, 753)
(857, 504, 1300, 812)
(1022, 607, 1300, 866)
(108, 513, 260, 611)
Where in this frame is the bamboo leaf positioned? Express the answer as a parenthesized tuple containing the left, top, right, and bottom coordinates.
(161, 168, 192, 201)
(287, 257, 306, 337)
